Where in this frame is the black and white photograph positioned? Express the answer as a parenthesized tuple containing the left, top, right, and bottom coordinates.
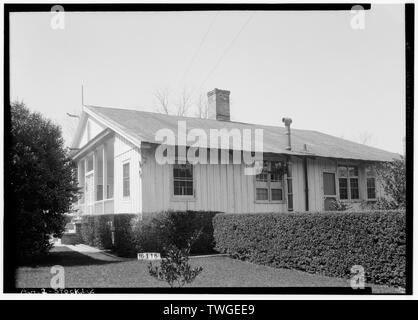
(2, 1, 414, 303)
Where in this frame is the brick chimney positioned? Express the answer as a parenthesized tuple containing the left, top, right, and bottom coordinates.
(207, 88, 230, 121)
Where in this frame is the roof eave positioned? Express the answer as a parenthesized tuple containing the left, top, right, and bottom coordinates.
(71, 129, 115, 161)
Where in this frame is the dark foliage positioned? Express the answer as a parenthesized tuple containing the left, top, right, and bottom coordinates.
(113, 214, 138, 257)
(329, 199, 351, 211)
(79, 214, 138, 256)
(10, 102, 78, 263)
(80, 215, 113, 249)
(376, 157, 406, 209)
(134, 210, 218, 255)
(148, 233, 203, 287)
(213, 211, 406, 288)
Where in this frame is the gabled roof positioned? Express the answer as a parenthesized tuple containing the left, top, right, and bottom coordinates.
(82, 105, 400, 162)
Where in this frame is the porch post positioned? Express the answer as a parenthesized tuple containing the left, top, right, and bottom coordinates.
(77, 161, 82, 206)
(93, 150, 96, 213)
(103, 144, 107, 214)
(84, 158, 87, 215)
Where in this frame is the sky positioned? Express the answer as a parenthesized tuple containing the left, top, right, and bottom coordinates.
(10, 5, 405, 153)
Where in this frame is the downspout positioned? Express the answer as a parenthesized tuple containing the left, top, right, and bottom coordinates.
(303, 157, 309, 211)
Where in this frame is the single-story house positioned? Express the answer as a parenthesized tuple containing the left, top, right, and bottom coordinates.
(70, 88, 399, 216)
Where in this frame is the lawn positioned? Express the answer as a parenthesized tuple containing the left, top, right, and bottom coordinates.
(15, 246, 401, 293)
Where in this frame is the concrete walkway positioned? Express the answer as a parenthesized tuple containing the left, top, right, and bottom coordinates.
(54, 243, 127, 262)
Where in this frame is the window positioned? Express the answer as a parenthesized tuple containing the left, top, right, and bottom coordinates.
(350, 178, 359, 199)
(366, 166, 376, 199)
(338, 179, 348, 199)
(256, 188, 268, 201)
(338, 165, 359, 200)
(286, 162, 293, 211)
(86, 154, 94, 172)
(271, 189, 283, 201)
(96, 186, 103, 201)
(255, 160, 284, 202)
(338, 167, 348, 199)
(123, 162, 130, 197)
(323, 172, 337, 196)
(173, 163, 194, 196)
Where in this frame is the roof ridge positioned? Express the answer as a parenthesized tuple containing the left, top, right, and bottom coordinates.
(84, 104, 290, 131)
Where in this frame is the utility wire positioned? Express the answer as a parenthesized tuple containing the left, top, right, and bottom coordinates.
(194, 12, 256, 95)
(179, 12, 220, 84)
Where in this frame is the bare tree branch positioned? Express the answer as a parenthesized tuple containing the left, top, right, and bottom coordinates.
(153, 87, 171, 115)
(175, 87, 193, 117)
(153, 86, 209, 118)
(194, 93, 208, 119)
(358, 131, 373, 146)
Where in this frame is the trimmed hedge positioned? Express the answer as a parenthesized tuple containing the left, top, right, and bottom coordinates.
(213, 211, 406, 288)
(113, 214, 138, 257)
(79, 211, 218, 257)
(79, 214, 138, 256)
(134, 211, 219, 255)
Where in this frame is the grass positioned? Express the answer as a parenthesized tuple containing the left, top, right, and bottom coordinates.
(15, 246, 402, 293)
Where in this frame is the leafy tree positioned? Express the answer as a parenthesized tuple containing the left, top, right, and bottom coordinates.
(10, 102, 79, 263)
(364, 157, 406, 210)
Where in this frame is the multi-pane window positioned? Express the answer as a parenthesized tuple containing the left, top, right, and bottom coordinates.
(366, 166, 376, 199)
(338, 165, 359, 200)
(123, 162, 130, 197)
(256, 188, 268, 201)
(173, 163, 194, 196)
(255, 160, 284, 202)
(286, 162, 293, 211)
(86, 154, 94, 172)
(271, 188, 283, 201)
(339, 181, 348, 199)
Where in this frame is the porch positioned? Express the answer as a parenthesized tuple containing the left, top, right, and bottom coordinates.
(75, 132, 115, 216)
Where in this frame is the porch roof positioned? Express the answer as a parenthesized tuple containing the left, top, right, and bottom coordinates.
(71, 128, 114, 161)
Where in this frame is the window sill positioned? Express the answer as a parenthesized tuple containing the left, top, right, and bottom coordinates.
(255, 200, 286, 204)
(171, 196, 196, 202)
(340, 199, 362, 203)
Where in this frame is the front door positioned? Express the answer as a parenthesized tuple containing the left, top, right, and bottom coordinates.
(323, 172, 336, 211)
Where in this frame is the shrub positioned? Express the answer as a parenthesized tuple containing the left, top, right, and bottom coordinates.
(80, 215, 113, 249)
(213, 210, 406, 288)
(79, 211, 217, 257)
(134, 211, 218, 255)
(148, 234, 203, 287)
(113, 214, 138, 257)
(329, 199, 351, 211)
(361, 198, 400, 210)
(79, 214, 138, 256)
(79, 216, 96, 246)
